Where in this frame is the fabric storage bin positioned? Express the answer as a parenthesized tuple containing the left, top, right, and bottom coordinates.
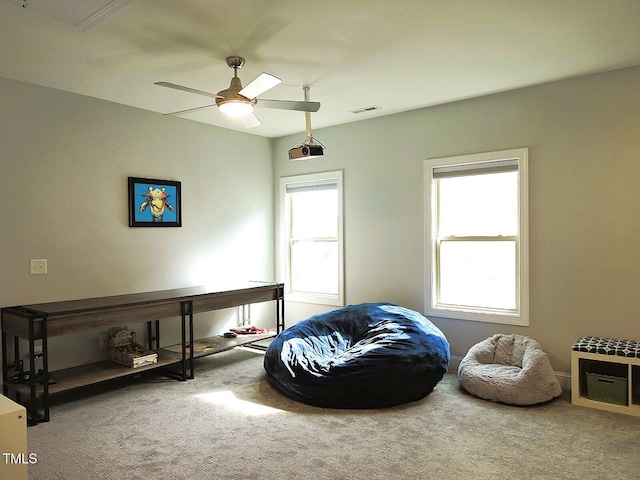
(585, 372, 627, 405)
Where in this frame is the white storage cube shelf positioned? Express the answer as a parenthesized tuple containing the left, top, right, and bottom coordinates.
(571, 336, 640, 417)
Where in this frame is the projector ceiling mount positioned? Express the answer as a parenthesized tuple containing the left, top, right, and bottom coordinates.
(288, 85, 325, 161)
(155, 56, 321, 128)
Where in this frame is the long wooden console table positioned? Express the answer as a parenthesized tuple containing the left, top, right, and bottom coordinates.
(1, 282, 284, 425)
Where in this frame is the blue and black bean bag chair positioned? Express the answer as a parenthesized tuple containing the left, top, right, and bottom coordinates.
(264, 303, 450, 408)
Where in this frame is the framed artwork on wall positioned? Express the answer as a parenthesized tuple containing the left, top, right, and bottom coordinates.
(128, 177, 182, 227)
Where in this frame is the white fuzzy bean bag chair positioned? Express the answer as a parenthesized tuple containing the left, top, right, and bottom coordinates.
(457, 334, 562, 405)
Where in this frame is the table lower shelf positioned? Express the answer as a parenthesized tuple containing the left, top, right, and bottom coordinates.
(162, 331, 276, 358)
(6, 349, 185, 398)
(4, 331, 276, 418)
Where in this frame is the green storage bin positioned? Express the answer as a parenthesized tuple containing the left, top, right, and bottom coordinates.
(586, 372, 628, 406)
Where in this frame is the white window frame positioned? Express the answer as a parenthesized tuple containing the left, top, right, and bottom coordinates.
(280, 170, 344, 306)
(424, 148, 529, 326)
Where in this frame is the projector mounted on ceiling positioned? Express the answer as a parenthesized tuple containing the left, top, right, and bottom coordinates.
(288, 85, 324, 161)
(288, 144, 324, 161)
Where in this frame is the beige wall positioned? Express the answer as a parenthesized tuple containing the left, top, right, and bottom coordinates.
(273, 66, 640, 374)
(2, 66, 639, 377)
(0, 76, 275, 370)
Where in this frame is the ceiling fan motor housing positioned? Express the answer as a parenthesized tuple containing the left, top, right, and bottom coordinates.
(216, 76, 252, 105)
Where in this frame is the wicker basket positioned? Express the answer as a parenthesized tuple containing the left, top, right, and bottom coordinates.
(585, 372, 627, 406)
(109, 330, 157, 368)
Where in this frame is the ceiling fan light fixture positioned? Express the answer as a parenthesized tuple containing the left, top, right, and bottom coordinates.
(218, 99, 254, 119)
(156, 56, 319, 128)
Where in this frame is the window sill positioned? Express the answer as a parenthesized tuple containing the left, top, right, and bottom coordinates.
(286, 291, 344, 307)
(425, 305, 528, 326)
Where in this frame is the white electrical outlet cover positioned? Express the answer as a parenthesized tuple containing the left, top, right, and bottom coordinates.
(30, 259, 48, 275)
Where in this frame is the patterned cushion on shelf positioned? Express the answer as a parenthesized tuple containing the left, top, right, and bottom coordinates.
(572, 336, 640, 358)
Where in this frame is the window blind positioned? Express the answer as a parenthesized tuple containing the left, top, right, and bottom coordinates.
(432, 158, 518, 179)
(286, 179, 338, 193)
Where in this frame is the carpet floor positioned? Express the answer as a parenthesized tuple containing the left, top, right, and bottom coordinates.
(26, 347, 640, 480)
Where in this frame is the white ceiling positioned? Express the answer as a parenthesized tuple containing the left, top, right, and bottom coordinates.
(2, 0, 640, 138)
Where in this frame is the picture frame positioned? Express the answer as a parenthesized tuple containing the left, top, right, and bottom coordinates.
(128, 177, 182, 227)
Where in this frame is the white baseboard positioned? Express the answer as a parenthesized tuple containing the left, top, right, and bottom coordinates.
(448, 355, 464, 373)
(448, 355, 572, 392)
(556, 372, 572, 392)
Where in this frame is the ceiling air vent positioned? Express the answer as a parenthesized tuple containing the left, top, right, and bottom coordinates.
(350, 105, 381, 114)
(11, 0, 135, 31)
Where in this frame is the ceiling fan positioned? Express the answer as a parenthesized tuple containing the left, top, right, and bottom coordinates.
(155, 56, 320, 128)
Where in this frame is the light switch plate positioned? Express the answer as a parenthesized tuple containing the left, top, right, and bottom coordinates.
(30, 259, 47, 275)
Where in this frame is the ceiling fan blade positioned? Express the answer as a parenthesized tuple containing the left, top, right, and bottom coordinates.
(155, 82, 222, 100)
(238, 73, 281, 100)
(164, 104, 216, 116)
(256, 99, 320, 112)
(242, 113, 262, 128)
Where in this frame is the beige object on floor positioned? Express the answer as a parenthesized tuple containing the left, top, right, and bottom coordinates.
(0, 394, 28, 480)
(458, 334, 562, 405)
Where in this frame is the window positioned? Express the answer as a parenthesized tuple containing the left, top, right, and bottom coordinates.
(280, 171, 344, 306)
(424, 148, 528, 325)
